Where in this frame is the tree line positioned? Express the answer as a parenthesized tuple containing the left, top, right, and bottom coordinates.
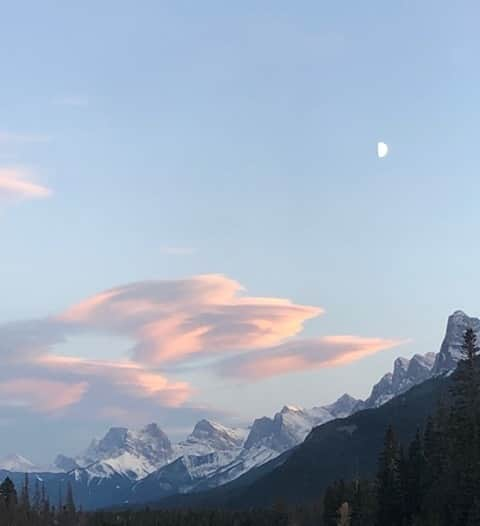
(323, 327, 480, 525)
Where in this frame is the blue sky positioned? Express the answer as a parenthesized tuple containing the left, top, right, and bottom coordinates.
(1, 1, 479, 462)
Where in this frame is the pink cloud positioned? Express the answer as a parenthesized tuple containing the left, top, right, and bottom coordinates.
(36, 355, 191, 407)
(58, 274, 323, 365)
(217, 335, 405, 380)
(0, 274, 406, 424)
(0, 378, 87, 412)
(0, 168, 51, 199)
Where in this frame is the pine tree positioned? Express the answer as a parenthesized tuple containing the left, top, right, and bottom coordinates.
(19, 472, 30, 512)
(376, 425, 404, 526)
(65, 481, 76, 516)
(33, 478, 41, 512)
(404, 429, 425, 523)
(466, 497, 480, 526)
(448, 328, 480, 525)
(0, 476, 18, 509)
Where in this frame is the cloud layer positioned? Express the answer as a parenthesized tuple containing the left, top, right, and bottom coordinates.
(0, 274, 403, 424)
(58, 274, 323, 365)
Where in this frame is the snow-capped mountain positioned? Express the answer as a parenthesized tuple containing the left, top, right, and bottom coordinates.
(8, 310, 478, 509)
(244, 404, 335, 453)
(323, 393, 360, 418)
(362, 310, 480, 409)
(0, 454, 40, 473)
(56, 423, 173, 480)
(363, 352, 436, 408)
(129, 397, 359, 502)
(177, 419, 246, 454)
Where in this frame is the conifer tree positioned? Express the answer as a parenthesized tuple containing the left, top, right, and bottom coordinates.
(376, 425, 403, 526)
(66, 481, 76, 516)
(404, 429, 425, 523)
(448, 328, 480, 525)
(20, 472, 30, 512)
(0, 476, 18, 509)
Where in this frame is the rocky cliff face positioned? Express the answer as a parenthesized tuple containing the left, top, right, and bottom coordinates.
(364, 352, 436, 408)
(432, 310, 480, 374)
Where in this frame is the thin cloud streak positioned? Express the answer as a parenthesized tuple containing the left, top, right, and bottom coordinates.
(0, 378, 87, 412)
(0, 168, 52, 199)
(217, 335, 406, 380)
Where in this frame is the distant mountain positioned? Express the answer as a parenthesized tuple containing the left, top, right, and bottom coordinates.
(363, 352, 436, 409)
(361, 310, 480, 410)
(0, 454, 40, 473)
(47, 392, 360, 509)
(153, 374, 450, 510)
(4, 310, 477, 510)
(56, 423, 173, 480)
(128, 399, 360, 505)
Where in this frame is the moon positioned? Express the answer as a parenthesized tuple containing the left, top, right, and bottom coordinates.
(377, 141, 389, 159)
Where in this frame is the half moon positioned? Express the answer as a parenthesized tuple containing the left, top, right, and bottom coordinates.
(377, 142, 389, 159)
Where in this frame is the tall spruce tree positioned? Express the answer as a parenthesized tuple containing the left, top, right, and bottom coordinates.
(0, 476, 18, 509)
(376, 425, 404, 526)
(19, 473, 30, 512)
(448, 328, 480, 525)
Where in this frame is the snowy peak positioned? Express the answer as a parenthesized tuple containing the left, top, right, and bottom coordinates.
(363, 310, 473, 410)
(55, 422, 174, 480)
(365, 349, 437, 409)
(244, 404, 334, 453)
(325, 393, 361, 418)
(54, 454, 79, 472)
(433, 310, 480, 375)
(190, 419, 245, 449)
(86, 423, 172, 464)
(0, 454, 38, 473)
(95, 427, 129, 458)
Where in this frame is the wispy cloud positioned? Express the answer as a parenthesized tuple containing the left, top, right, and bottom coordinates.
(217, 335, 406, 380)
(0, 274, 404, 422)
(0, 379, 87, 412)
(58, 274, 322, 365)
(0, 168, 52, 200)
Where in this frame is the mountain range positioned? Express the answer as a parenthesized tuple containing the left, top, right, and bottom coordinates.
(0, 309, 476, 509)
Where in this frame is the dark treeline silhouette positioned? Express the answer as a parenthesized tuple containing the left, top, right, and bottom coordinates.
(323, 327, 480, 526)
(0, 473, 81, 526)
(2, 328, 480, 525)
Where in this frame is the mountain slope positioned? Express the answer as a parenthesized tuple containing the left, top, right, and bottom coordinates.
(153, 374, 449, 509)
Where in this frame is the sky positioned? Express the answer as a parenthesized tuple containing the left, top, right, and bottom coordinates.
(1, 0, 480, 463)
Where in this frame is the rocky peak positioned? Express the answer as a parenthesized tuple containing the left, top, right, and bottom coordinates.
(188, 419, 245, 450)
(433, 310, 480, 375)
(54, 454, 79, 472)
(325, 393, 360, 418)
(96, 427, 129, 456)
(0, 454, 37, 472)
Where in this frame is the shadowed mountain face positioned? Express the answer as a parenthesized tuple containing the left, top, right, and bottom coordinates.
(152, 374, 449, 510)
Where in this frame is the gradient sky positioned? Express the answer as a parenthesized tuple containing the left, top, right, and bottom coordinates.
(1, 1, 479, 463)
